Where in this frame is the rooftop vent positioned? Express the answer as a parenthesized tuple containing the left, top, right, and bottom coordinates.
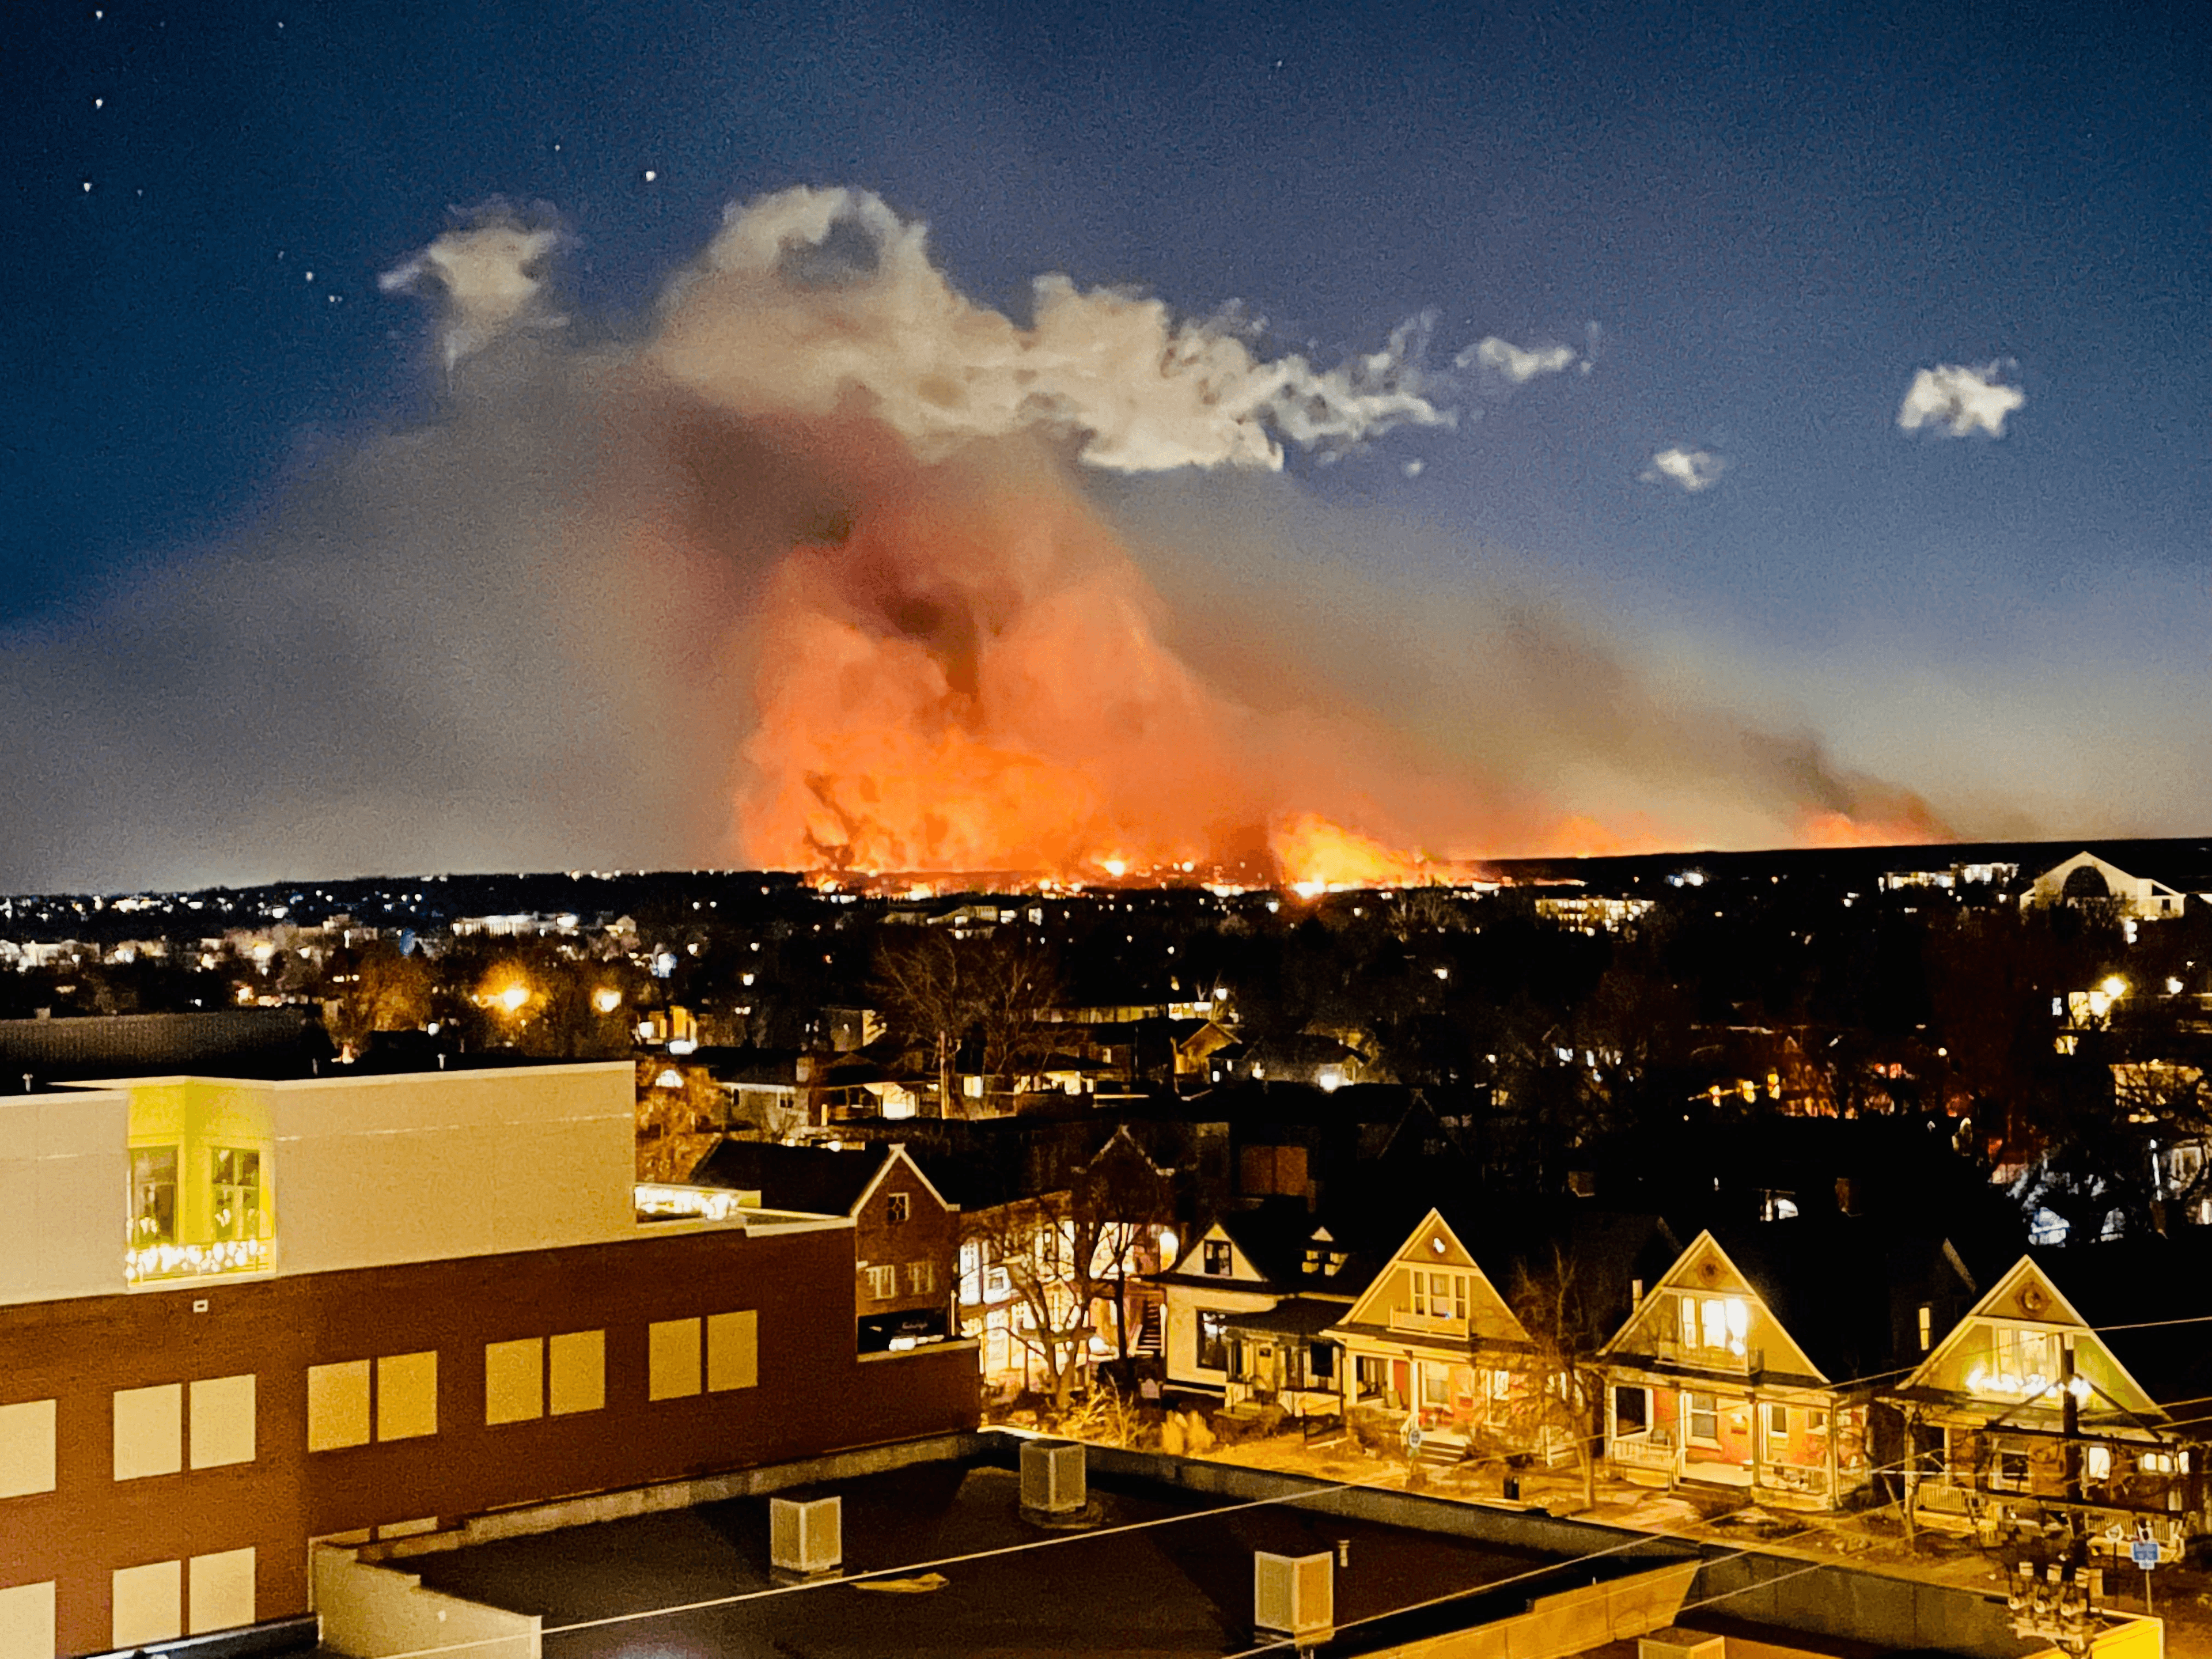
(1020, 1440, 1086, 1515)
(770, 1495, 842, 1576)
(1254, 1551, 1332, 1639)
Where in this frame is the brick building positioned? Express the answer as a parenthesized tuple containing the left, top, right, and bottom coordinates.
(0, 1062, 978, 1658)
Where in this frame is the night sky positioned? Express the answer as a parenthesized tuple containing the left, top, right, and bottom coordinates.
(3, 1, 2206, 889)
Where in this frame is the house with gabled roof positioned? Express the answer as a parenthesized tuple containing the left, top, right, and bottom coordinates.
(1884, 1244, 2212, 1551)
(1323, 1202, 1678, 1466)
(1154, 1205, 1374, 1415)
(1599, 1224, 1976, 1509)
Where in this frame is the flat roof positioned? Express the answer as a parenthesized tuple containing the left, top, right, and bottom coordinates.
(405, 1456, 1666, 1659)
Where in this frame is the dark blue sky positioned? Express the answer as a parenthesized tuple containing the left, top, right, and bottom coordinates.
(3, 0, 2207, 870)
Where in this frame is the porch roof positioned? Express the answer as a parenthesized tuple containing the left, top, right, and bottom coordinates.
(1222, 1297, 1349, 1340)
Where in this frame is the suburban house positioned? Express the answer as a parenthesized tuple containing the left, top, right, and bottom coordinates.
(1154, 1206, 1367, 1414)
(1884, 1245, 2212, 1552)
(1600, 1225, 1976, 1509)
(680, 1139, 960, 1352)
(0, 1062, 978, 1659)
(1326, 1205, 1677, 1464)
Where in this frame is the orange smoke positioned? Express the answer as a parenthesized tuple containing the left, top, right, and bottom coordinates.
(719, 415, 1953, 884)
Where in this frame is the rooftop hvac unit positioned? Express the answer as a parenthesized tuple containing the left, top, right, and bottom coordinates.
(1253, 1551, 1332, 1638)
(770, 1495, 842, 1575)
(1637, 1633, 1725, 1659)
(1020, 1441, 1087, 1514)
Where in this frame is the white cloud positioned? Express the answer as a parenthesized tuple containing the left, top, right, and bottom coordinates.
(1456, 335, 1577, 384)
(652, 186, 1453, 472)
(381, 214, 565, 371)
(1897, 362, 2025, 438)
(1641, 448, 1724, 492)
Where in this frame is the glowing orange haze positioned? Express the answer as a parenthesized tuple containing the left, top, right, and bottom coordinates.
(722, 418, 1938, 887)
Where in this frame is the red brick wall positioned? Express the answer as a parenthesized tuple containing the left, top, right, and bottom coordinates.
(853, 1160, 957, 1320)
(0, 1224, 979, 1656)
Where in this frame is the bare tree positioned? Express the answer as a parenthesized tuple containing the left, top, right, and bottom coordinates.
(873, 930, 971, 1118)
(873, 929, 1061, 1116)
(1508, 1248, 1608, 1513)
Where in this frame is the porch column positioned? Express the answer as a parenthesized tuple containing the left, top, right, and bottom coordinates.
(1748, 1389, 1761, 1493)
(1827, 1399, 1840, 1504)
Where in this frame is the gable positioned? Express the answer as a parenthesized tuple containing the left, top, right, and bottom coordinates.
(1173, 1221, 1268, 1284)
(1340, 1210, 1527, 1344)
(1605, 1232, 1825, 1383)
(1904, 1257, 2162, 1420)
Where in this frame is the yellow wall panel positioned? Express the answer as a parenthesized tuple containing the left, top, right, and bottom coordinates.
(0, 1401, 55, 1499)
(707, 1310, 757, 1392)
(548, 1330, 604, 1416)
(648, 1319, 700, 1401)
(483, 1340, 542, 1426)
(189, 1374, 256, 1469)
(111, 1560, 181, 1649)
(187, 1548, 256, 1636)
(0, 1582, 54, 1659)
(112, 1383, 183, 1481)
(377, 1352, 438, 1442)
(306, 1361, 371, 1452)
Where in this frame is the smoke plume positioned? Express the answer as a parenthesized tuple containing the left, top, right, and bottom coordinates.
(0, 187, 1988, 892)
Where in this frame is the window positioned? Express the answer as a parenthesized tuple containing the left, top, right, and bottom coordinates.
(984, 1263, 1011, 1299)
(649, 1319, 703, 1400)
(866, 1264, 899, 1300)
(0, 1582, 55, 1659)
(1203, 1240, 1232, 1276)
(113, 1384, 183, 1481)
(302, 1357, 430, 1453)
(886, 1192, 911, 1225)
(907, 1260, 937, 1296)
(1681, 1294, 1748, 1356)
(1310, 1344, 1335, 1382)
(376, 1353, 437, 1442)
(1766, 1403, 1790, 1453)
(187, 1547, 255, 1635)
(2086, 1444, 2112, 1480)
(131, 1147, 179, 1246)
(485, 1339, 543, 1425)
(1614, 1385, 1649, 1434)
(548, 1330, 605, 1415)
(188, 1375, 255, 1469)
(1421, 1365, 1449, 1407)
(1994, 1449, 2031, 1490)
(210, 1149, 261, 1243)
(1197, 1309, 1229, 1370)
(306, 1361, 371, 1451)
(1355, 1355, 1388, 1398)
(1918, 1305, 1933, 1351)
(0, 1400, 56, 1498)
(2140, 1450, 2177, 1475)
(706, 1310, 757, 1392)
(1687, 1392, 1719, 1444)
(111, 1560, 181, 1649)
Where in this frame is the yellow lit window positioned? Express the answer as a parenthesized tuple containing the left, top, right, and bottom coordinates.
(0, 1400, 56, 1499)
(376, 1353, 437, 1442)
(549, 1331, 605, 1415)
(306, 1361, 370, 1452)
(649, 1319, 702, 1400)
(484, 1340, 543, 1426)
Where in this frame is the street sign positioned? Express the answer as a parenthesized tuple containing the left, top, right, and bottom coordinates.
(2130, 1539, 2160, 1569)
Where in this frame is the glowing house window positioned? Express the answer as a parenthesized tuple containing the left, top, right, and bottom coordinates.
(132, 1149, 179, 1247)
(1680, 1294, 1749, 1356)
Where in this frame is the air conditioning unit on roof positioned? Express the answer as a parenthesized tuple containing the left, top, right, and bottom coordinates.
(1254, 1550, 1332, 1638)
(1020, 1440, 1086, 1514)
(770, 1495, 842, 1575)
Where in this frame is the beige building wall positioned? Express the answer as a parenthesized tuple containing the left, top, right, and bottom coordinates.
(0, 1090, 129, 1307)
(271, 1063, 636, 1275)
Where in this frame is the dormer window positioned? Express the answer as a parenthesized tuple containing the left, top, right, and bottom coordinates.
(1203, 1240, 1232, 1275)
(1327, 1252, 1346, 1276)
